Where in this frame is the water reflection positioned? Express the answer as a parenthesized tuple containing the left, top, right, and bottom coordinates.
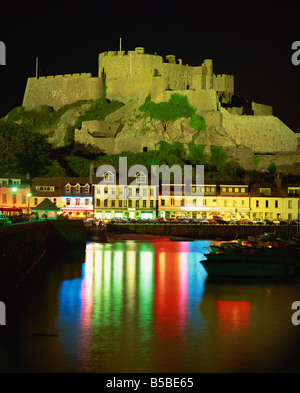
(5, 238, 300, 373)
(57, 240, 209, 372)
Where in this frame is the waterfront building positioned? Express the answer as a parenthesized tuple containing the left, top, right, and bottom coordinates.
(283, 184, 300, 221)
(92, 170, 158, 220)
(249, 182, 284, 221)
(30, 177, 93, 219)
(158, 181, 250, 221)
(0, 173, 31, 213)
(217, 182, 250, 221)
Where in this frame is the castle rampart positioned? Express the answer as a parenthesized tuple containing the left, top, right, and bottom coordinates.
(23, 73, 104, 110)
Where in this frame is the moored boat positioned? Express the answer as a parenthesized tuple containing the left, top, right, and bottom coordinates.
(201, 235, 300, 277)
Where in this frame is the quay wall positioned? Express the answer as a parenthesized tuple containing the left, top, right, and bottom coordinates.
(0, 220, 87, 301)
(107, 223, 297, 240)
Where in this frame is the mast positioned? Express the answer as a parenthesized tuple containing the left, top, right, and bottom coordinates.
(36, 57, 38, 78)
(119, 37, 122, 52)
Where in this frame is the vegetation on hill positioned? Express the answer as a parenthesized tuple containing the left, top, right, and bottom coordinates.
(139, 93, 206, 132)
(0, 98, 297, 186)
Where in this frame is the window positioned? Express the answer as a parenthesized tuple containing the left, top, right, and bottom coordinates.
(136, 172, 146, 184)
(53, 198, 57, 205)
(96, 199, 100, 207)
(161, 199, 165, 206)
(128, 200, 132, 208)
(34, 198, 38, 205)
(76, 198, 80, 206)
(235, 188, 239, 192)
(136, 187, 140, 196)
(228, 187, 232, 192)
(241, 188, 245, 193)
(85, 198, 89, 206)
(136, 200, 139, 208)
(104, 199, 108, 207)
(171, 198, 174, 205)
(221, 187, 226, 192)
(85, 185, 89, 193)
(75, 185, 80, 194)
(143, 200, 147, 208)
(265, 200, 269, 208)
(275, 200, 278, 208)
(288, 200, 292, 209)
(181, 199, 185, 206)
(224, 200, 227, 207)
(97, 187, 101, 195)
(150, 200, 154, 208)
(104, 187, 108, 194)
(256, 200, 259, 208)
(21, 195, 26, 204)
(111, 200, 115, 207)
(13, 194, 16, 204)
(66, 198, 71, 206)
(142, 188, 147, 197)
(65, 185, 71, 194)
(288, 213, 292, 220)
(2, 194, 6, 203)
(128, 188, 132, 197)
(103, 171, 114, 183)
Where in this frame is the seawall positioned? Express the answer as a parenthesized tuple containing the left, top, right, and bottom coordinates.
(107, 223, 298, 240)
(0, 220, 87, 301)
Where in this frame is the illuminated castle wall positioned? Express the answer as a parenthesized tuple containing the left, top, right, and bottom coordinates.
(98, 47, 234, 109)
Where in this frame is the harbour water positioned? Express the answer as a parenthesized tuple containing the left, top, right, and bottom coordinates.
(1, 237, 300, 373)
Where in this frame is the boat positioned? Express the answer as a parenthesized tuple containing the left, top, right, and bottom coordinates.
(169, 236, 195, 242)
(201, 236, 300, 277)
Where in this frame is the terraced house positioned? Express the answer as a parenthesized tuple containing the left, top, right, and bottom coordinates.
(92, 170, 158, 220)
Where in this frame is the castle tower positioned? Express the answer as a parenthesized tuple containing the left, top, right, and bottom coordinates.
(204, 59, 213, 90)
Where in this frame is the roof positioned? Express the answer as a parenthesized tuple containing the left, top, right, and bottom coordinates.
(249, 182, 287, 198)
(33, 198, 60, 211)
(31, 177, 91, 197)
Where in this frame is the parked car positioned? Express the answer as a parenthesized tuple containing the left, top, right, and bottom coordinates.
(0, 213, 12, 225)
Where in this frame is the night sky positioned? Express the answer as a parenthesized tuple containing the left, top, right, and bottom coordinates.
(0, 1, 299, 131)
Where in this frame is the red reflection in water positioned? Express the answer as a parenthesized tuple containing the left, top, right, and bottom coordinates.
(216, 300, 251, 371)
(217, 300, 251, 333)
(153, 241, 189, 370)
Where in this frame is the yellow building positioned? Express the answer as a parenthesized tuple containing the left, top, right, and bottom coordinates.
(92, 170, 158, 220)
(217, 183, 250, 221)
(283, 185, 300, 221)
(249, 182, 284, 222)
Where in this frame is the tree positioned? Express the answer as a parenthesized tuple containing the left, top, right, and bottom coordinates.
(209, 145, 228, 171)
(186, 143, 208, 165)
(222, 160, 245, 181)
(139, 93, 197, 132)
(0, 120, 52, 176)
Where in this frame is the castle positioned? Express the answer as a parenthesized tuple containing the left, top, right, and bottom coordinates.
(22, 46, 299, 166)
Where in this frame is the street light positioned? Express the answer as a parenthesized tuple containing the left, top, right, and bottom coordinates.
(27, 193, 32, 214)
(12, 187, 17, 207)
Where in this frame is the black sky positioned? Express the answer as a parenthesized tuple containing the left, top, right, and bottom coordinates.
(0, 1, 299, 130)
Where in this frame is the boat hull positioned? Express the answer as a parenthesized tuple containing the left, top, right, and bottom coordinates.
(201, 259, 296, 277)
